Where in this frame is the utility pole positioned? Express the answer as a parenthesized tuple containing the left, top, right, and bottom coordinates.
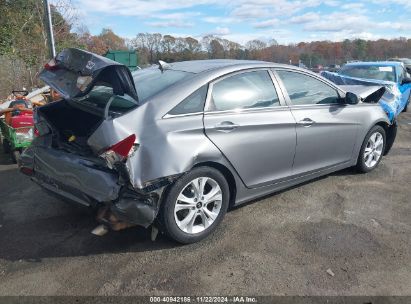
(43, 0, 56, 58)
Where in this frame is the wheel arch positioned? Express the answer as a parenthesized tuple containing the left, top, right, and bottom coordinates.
(375, 120, 397, 155)
(192, 161, 237, 209)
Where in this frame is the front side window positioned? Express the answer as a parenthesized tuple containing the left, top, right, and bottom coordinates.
(398, 67, 407, 83)
(210, 70, 280, 111)
(276, 70, 340, 105)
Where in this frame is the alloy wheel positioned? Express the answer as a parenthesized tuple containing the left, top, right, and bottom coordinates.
(174, 177, 223, 234)
(364, 131, 384, 168)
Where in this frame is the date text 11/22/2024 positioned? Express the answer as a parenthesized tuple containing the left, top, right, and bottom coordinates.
(149, 296, 258, 303)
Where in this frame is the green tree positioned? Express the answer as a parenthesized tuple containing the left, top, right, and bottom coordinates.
(353, 39, 367, 60)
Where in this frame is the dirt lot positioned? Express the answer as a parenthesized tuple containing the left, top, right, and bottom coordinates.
(0, 114, 410, 297)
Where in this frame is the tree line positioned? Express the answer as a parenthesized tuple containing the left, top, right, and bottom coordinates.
(128, 34, 411, 67)
(1, 0, 411, 99)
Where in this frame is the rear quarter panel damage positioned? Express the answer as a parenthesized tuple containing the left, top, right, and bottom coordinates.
(88, 101, 227, 191)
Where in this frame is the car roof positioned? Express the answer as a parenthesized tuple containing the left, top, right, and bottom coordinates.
(165, 59, 289, 74)
(344, 61, 402, 67)
(139, 59, 343, 117)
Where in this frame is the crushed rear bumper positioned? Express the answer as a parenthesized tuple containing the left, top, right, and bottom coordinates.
(20, 146, 160, 228)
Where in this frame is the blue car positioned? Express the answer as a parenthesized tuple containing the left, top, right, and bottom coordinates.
(322, 62, 411, 121)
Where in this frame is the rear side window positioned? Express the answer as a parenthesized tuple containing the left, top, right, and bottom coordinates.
(168, 85, 207, 115)
(276, 70, 340, 105)
(210, 70, 280, 111)
(132, 68, 193, 101)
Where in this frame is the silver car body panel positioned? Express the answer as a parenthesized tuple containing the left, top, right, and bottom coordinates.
(23, 50, 393, 227)
(88, 60, 390, 196)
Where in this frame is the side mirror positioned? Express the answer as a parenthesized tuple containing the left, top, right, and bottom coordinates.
(345, 92, 360, 105)
(401, 77, 411, 85)
(406, 67, 411, 74)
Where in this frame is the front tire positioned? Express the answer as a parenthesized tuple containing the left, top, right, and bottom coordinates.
(160, 167, 229, 244)
(356, 125, 386, 173)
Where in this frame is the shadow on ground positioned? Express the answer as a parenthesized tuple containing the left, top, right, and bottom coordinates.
(0, 142, 365, 262)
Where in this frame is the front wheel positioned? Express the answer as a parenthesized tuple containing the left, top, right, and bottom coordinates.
(160, 167, 229, 244)
(356, 125, 386, 173)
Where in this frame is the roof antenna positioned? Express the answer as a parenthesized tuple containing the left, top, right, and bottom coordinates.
(158, 60, 171, 73)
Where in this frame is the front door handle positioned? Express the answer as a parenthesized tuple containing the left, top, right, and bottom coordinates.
(298, 118, 315, 127)
(215, 121, 240, 132)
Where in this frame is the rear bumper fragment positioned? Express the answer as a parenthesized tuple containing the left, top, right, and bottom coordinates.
(110, 190, 160, 228)
(21, 146, 121, 204)
(21, 146, 162, 228)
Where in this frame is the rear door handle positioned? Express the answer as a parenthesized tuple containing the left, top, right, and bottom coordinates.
(298, 118, 315, 127)
(215, 121, 240, 132)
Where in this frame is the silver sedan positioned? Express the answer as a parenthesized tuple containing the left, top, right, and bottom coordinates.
(21, 48, 397, 243)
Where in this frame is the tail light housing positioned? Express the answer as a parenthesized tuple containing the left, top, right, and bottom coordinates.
(100, 134, 137, 169)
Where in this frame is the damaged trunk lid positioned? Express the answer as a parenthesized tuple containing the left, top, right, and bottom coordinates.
(39, 48, 139, 103)
(36, 48, 141, 155)
(24, 49, 143, 205)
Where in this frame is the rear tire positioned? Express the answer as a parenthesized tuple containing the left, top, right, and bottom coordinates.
(160, 167, 229, 244)
(356, 125, 386, 173)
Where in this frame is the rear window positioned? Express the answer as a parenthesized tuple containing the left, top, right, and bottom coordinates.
(340, 65, 396, 82)
(72, 86, 137, 116)
(132, 67, 193, 101)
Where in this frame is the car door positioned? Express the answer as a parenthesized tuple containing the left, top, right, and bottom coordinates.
(274, 69, 360, 176)
(203, 69, 297, 188)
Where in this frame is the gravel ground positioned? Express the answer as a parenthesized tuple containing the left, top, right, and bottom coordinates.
(0, 113, 410, 296)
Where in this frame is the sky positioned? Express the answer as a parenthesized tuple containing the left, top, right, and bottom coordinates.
(69, 0, 411, 45)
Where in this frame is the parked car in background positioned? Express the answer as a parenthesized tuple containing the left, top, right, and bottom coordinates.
(388, 58, 411, 73)
(21, 49, 397, 244)
(328, 64, 341, 72)
(322, 61, 411, 118)
(310, 64, 324, 73)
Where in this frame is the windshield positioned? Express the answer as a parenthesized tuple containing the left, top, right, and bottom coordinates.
(340, 65, 396, 82)
(132, 67, 193, 101)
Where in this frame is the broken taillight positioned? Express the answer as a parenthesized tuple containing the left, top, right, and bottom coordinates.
(100, 134, 137, 169)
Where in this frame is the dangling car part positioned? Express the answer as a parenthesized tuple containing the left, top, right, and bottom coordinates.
(21, 48, 397, 244)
